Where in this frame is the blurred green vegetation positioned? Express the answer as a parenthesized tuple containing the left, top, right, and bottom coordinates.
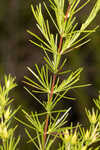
(0, 0, 100, 149)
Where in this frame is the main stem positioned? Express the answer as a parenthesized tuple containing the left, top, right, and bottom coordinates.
(43, 3, 70, 150)
(43, 74, 56, 149)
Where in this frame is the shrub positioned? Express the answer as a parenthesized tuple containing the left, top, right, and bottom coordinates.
(0, 0, 100, 149)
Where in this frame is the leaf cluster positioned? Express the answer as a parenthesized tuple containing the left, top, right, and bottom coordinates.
(21, 0, 100, 149)
(0, 75, 20, 150)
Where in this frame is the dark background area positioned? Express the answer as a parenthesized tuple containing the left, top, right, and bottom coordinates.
(0, 0, 100, 149)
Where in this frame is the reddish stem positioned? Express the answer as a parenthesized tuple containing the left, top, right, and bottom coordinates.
(43, 4, 71, 149)
(43, 115, 49, 147)
(49, 74, 56, 102)
(43, 74, 56, 149)
(64, 4, 70, 22)
(58, 36, 63, 53)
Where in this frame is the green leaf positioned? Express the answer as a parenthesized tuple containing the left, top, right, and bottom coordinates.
(24, 66, 51, 94)
(82, 0, 100, 30)
(44, 2, 60, 33)
(25, 128, 39, 150)
(54, 68, 83, 93)
(24, 87, 46, 109)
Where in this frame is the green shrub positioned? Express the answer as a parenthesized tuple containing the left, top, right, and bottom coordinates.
(0, 0, 100, 149)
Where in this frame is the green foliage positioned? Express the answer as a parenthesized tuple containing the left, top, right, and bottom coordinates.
(1, 0, 100, 150)
(21, 0, 100, 149)
(0, 75, 20, 150)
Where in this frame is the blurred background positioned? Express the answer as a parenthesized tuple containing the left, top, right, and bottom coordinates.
(0, 0, 100, 149)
